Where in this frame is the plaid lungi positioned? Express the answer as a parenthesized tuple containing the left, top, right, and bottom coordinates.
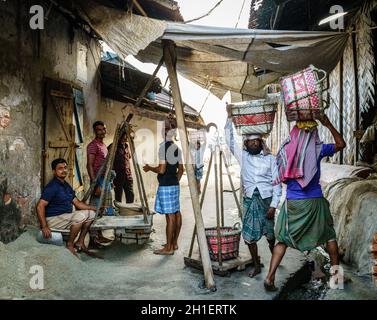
(242, 190, 274, 243)
(154, 185, 180, 214)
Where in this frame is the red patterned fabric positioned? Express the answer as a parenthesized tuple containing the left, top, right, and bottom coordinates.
(232, 113, 275, 126)
(205, 227, 241, 261)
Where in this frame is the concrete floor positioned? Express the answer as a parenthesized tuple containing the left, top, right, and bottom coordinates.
(0, 165, 308, 300)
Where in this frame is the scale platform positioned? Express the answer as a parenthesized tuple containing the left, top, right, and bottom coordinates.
(91, 214, 153, 231)
(184, 255, 254, 277)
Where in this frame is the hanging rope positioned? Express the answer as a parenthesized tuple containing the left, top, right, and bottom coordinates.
(184, 0, 225, 24)
(235, 0, 247, 28)
(198, 89, 212, 116)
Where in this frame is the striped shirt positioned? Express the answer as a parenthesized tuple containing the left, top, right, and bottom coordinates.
(87, 138, 108, 178)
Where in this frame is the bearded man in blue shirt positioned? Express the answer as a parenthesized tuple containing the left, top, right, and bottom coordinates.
(225, 107, 282, 278)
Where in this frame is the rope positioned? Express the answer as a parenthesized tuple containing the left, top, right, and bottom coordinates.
(198, 88, 212, 116)
(184, 0, 225, 24)
(235, 0, 247, 28)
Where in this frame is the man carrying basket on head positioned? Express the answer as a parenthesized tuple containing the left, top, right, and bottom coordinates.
(225, 106, 282, 278)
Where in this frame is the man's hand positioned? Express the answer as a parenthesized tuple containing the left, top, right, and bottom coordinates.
(318, 114, 332, 128)
(266, 207, 276, 220)
(41, 226, 52, 239)
(143, 164, 151, 172)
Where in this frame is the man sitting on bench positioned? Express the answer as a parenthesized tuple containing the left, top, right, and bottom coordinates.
(36, 158, 97, 257)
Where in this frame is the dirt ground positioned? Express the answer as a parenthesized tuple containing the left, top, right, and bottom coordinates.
(0, 168, 306, 300)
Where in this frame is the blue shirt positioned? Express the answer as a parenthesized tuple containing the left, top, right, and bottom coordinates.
(286, 144, 335, 200)
(224, 119, 282, 208)
(41, 177, 76, 217)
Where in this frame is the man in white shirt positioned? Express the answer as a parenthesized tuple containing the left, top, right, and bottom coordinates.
(224, 108, 282, 278)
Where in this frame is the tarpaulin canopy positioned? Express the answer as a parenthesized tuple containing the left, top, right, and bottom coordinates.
(76, 0, 349, 102)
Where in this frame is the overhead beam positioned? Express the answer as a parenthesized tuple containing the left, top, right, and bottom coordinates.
(162, 40, 216, 290)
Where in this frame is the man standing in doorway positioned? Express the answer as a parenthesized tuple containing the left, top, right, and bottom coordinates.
(143, 119, 184, 255)
(225, 107, 282, 278)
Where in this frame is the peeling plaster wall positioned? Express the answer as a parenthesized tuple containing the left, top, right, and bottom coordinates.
(0, 2, 101, 239)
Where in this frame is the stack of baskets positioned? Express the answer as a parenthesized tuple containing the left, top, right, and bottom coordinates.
(280, 64, 328, 121)
(205, 223, 241, 262)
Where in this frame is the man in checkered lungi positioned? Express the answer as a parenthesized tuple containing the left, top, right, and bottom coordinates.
(225, 106, 282, 278)
(143, 119, 184, 255)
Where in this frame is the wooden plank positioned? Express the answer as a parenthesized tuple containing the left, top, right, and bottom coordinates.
(184, 256, 253, 277)
(50, 90, 72, 99)
(49, 141, 72, 148)
(163, 40, 216, 290)
(91, 215, 153, 230)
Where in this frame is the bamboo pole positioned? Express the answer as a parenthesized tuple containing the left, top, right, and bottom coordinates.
(339, 56, 344, 165)
(221, 151, 242, 220)
(352, 31, 360, 164)
(214, 147, 223, 267)
(163, 40, 215, 289)
(95, 122, 123, 219)
(126, 125, 149, 223)
(134, 57, 164, 109)
(188, 150, 214, 258)
(219, 150, 224, 227)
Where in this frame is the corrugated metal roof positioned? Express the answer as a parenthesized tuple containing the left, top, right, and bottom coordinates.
(100, 52, 203, 121)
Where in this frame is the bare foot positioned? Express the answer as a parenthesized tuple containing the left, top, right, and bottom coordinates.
(153, 248, 174, 255)
(248, 265, 262, 278)
(66, 244, 79, 258)
(162, 244, 179, 250)
(75, 243, 104, 259)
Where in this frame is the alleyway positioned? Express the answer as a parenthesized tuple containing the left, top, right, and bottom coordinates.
(0, 165, 307, 300)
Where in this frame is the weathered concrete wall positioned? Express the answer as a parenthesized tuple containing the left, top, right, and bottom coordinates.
(0, 2, 101, 240)
(96, 98, 164, 202)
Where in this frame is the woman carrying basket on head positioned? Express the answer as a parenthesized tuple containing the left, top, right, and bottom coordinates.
(224, 106, 282, 278)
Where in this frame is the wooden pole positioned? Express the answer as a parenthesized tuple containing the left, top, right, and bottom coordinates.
(221, 151, 242, 220)
(339, 56, 344, 165)
(134, 57, 164, 109)
(352, 31, 360, 164)
(188, 150, 214, 258)
(163, 40, 215, 289)
(126, 125, 149, 223)
(131, 0, 148, 17)
(219, 150, 224, 227)
(214, 147, 223, 267)
(95, 122, 123, 219)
